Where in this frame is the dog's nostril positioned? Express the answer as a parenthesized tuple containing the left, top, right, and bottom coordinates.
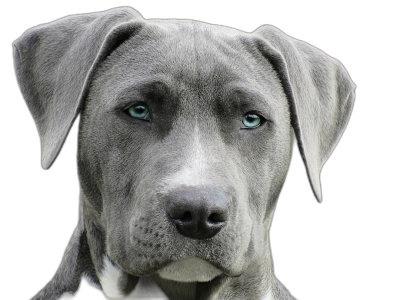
(180, 211, 192, 222)
(207, 212, 225, 224)
(168, 208, 193, 223)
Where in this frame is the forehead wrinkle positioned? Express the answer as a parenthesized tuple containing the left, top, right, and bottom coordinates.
(142, 22, 242, 86)
(173, 26, 244, 121)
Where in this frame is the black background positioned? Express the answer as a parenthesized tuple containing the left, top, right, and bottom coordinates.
(1, 1, 398, 300)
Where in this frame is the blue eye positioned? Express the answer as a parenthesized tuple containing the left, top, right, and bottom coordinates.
(242, 113, 262, 128)
(127, 105, 149, 120)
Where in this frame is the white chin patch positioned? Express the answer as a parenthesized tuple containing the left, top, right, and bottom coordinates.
(99, 255, 124, 299)
(157, 257, 223, 282)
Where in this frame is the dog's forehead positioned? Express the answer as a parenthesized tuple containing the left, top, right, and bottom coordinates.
(94, 19, 286, 114)
(141, 19, 255, 74)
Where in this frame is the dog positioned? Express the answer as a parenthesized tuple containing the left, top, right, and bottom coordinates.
(13, 7, 355, 300)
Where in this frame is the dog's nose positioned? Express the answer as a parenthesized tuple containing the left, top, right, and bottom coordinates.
(166, 188, 230, 239)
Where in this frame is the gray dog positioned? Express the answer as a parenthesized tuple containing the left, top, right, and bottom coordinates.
(13, 7, 355, 300)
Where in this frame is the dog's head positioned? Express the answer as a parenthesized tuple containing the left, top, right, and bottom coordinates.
(13, 7, 355, 282)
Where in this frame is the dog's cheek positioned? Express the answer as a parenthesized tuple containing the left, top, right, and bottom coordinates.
(78, 103, 154, 219)
(77, 114, 107, 214)
(239, 114, 292, 219)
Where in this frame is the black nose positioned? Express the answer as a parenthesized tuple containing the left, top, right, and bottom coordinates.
(166, 187, 230, 239)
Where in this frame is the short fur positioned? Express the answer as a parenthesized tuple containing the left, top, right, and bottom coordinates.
(13, 7, 355, 300)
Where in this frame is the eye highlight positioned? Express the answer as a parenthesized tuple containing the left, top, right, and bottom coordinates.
(242, 113, 263, 129)
(127, 104, 150, 120)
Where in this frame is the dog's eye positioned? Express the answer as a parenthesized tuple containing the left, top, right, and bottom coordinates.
(242, 113, 263, 129)
(127, 104, 150, 120)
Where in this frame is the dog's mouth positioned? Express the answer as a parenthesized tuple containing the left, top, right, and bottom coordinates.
(112, 250, 242, 282)
(156, 256, 224, 282)
(113, 210, 254, 280)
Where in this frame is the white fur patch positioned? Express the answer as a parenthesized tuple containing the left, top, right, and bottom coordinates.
(161, 125, 210, 190)
(262, 289, 274, 300)
(157, 257, 223, 282)
(99, 256, 124, 299)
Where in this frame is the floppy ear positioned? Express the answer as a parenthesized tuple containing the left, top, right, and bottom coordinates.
(13, 7, 144, 169)
(253, 25, 356, 202)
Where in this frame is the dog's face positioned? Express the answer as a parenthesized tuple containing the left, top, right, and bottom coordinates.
(13, 7, 355, 297)
(78, 21, 292, 279)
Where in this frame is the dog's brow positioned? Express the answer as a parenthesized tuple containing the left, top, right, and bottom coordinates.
(223, 83, 274, 113)
(115, 78, 172, 103)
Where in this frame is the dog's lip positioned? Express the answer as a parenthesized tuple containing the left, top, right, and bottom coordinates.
(153, 257, 242, 280)
(114, 252, 242, 278)
(156, 256, 242, 279)
(156, 256, 224, 282)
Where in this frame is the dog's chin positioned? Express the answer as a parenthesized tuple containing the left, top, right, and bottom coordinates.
(157, 257, 224, 282)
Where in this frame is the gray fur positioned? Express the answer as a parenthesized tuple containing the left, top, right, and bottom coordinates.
(12, 7, 355, 300)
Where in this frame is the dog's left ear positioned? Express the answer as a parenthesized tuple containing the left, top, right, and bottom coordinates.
(13, 7, 144, 169)
(253, 26, 356, 202)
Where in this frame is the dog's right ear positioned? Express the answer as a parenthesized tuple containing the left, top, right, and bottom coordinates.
(13, 7, 144, 169)
(252, 26, 356, 203)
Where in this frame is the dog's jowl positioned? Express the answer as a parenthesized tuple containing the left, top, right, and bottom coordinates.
(13, 7, 356, 300)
